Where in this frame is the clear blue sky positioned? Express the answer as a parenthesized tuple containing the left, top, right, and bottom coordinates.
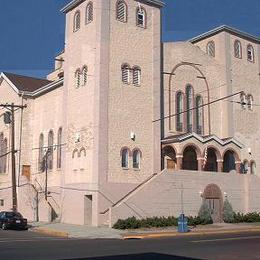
(0, 0, 259, 79)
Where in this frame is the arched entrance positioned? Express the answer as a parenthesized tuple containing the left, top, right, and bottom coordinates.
(162, 146, 176, 170)
(203, 184, 223, 222)
(204, 148, 218, 172)
(223, 150, 236, 172)
(182, 146, 198, 170)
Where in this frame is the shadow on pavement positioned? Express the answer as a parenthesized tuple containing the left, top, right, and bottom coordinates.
(63, 252, 200, 259)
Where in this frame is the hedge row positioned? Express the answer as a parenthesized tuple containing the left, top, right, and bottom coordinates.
(113, 215, 210, 230)
(232, 212, 260, 223)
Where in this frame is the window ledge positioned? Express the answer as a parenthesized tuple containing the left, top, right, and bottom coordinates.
(122, 167, 129, 170)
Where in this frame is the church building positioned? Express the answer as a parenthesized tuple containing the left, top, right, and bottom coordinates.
(0, 0, 259, 226)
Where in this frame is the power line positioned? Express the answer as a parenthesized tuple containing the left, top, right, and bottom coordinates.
(152, 91, 243, 123)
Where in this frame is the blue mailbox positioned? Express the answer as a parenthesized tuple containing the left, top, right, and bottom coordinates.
(178, 214, 188, 233)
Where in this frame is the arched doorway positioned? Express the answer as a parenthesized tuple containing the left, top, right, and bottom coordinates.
(203, 184, 223, 222)
(162, 146, 176, 170)
(204, 148, 218, 172)
(223, 150, 236, 172)
(182, 146, 198, 170)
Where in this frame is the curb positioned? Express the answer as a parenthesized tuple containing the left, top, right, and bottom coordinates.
(31, 227, 69, 238)
(122, 228, 260, 240)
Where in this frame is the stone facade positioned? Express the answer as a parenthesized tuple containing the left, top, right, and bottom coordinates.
(0, 1, 259, 226)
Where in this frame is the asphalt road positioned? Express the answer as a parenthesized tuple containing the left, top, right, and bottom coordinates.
(1, 230, 260, 260)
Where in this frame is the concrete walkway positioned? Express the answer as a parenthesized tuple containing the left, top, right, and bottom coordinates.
(29, 221, 260, 239)
(29, 222, 126, 239)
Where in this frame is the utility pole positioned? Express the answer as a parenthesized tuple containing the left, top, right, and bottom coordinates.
(1, 103, 27, 212)
(11, 103, 17, 211)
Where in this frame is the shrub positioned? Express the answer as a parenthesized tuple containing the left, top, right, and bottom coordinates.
(187, 216, 203, 226)
(198, 201, 213, 224)
(113, 216, 178, 230)
(223, 199, 235, 223)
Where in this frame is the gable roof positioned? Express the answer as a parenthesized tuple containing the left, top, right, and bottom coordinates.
(189, 25, 260, 44)
(3, 72, 52, 92)
(61, 0, 165, 13)
(0, 72, 63, 98)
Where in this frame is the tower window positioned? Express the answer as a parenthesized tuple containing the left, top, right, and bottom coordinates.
(73, 11, 81, 32)
(82, 66, 88, 86)
(116, 0, 127, 22)
(176, 92, 184, 132)
(234, 40, 242, 58)
(133, 66, 141, 86)
(206, 41, 215, 57)
(186, 85, 194, 133)
(247, 94, 253, 110)
(75, 69, 81, 88)
(121, 64, 131, 84)
(136, 7, 146, 28)
(121, 148, 129, 168)
(133, 149, 141, 169)
(240, 92, 246, 109)
(247, 44, 254, 62)
(195, 95, 203, 135)
(86, 2, 93, 24)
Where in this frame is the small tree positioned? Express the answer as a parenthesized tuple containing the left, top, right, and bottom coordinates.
(223, 199, 235, 223)
(198, 200, 213, 224)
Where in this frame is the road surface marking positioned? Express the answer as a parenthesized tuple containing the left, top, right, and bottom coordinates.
(191, 236, 260, 243)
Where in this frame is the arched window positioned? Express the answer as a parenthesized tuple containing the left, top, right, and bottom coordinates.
(121, 64, 130, 84)
(176, 92, 184, 132)
(2, 138, 7, 173)
(250, 161, 256, 175)
(57, 128, 62, 169)
(48, 130, 54, 170)
(182, 146, 198, 171)
(223, 150, 236, 173)
(247, 45, 254, 62)
(195, 95, 203, 135)
(75, 69, 81, 88)
(136, 7, 146, 28)
(247, 94, 253, 110)
(186, 85, 193, 133)
(240, 92, 246, 109)
(72, 149, 79, 159)
(206, 41, 215, 57)
(121, 148, 129, 168)
(73, 11, 81, 32)
(133, 149, 141, 169)
(234, 40, 242, 58)
(133, 66, 141, 86)
(242, 160, 249, 174)
(86, 2, 93, 24)
(116, 0, 127, 22)
(38, 134, 44, 171)
(82, 66, 88, 86)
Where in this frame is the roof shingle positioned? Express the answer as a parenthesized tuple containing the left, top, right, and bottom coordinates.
(3, 72, 52, 92)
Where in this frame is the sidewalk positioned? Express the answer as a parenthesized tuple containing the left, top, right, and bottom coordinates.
(29, 221, 260, 239)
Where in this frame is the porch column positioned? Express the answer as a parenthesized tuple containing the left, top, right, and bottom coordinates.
(197, 158, 204, 171)
(235, 161, 241, 173)
(217, 160, 223, 172)
(176, 155, 183, 170)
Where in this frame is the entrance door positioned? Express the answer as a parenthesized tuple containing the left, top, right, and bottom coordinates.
(206, 198, 221, 222)
(84, 195, 92, 226)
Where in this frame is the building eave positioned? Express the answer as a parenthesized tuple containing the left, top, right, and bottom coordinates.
(189, 25, 260, 44)
(61, 0, 85, 13)
(21, 78, 64, 97)
(162, 132, 244, 149)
